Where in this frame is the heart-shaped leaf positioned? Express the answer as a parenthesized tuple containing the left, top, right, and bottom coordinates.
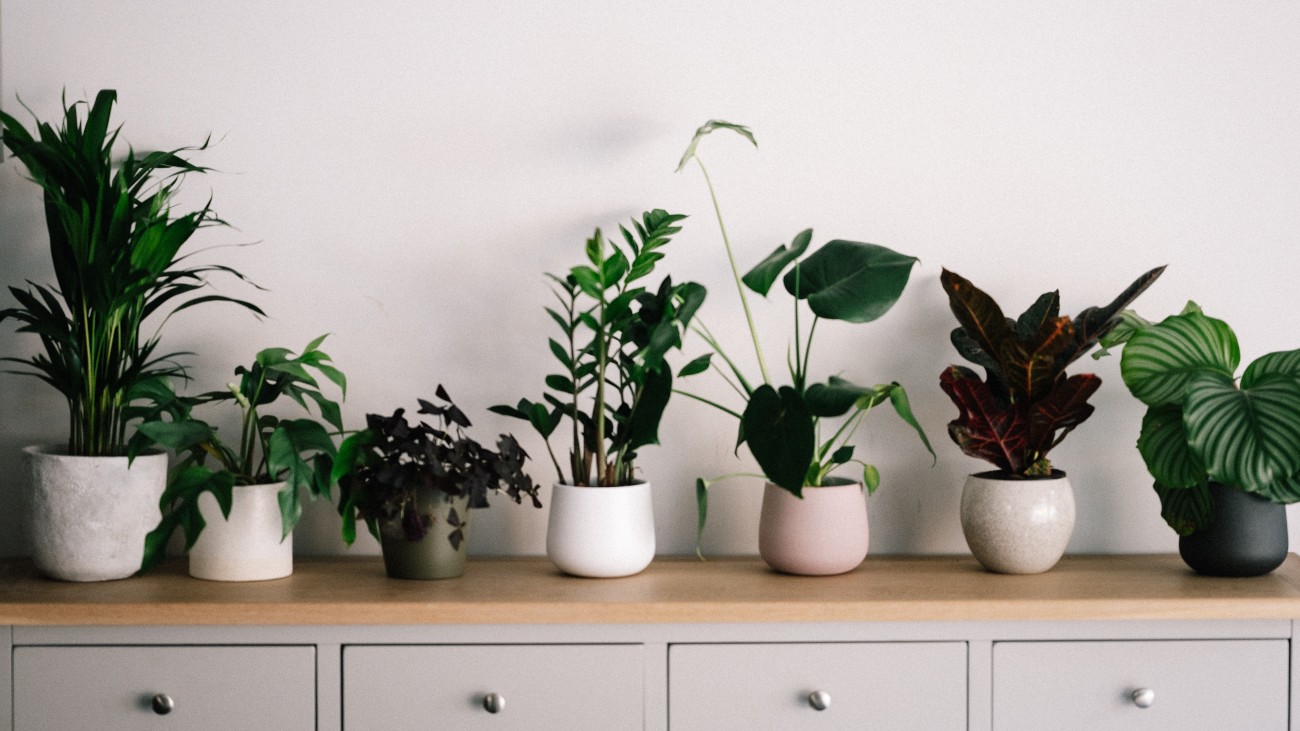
(742, 385, 814, 494)
(1137, 403, 1207, 489)
(743, 229, 812, 296)
(784, 241, 918, 323)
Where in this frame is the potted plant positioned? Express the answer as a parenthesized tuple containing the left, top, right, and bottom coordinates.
(492, 209, 706, 577)
(335, 386, 541, 580)
(134, 336, 345, 581)
(938, 266, 1164, 573)
(1098, 302, 1300, 576)
(0, 90, 261, 581)
(676, 121, 934, 576)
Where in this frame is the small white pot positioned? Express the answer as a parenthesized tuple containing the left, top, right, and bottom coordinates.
(546, 481, 654, 578)
(189, 482, 293, 582)
(758, 480, 869, 576)
(26, 445, 168, 582)
(960, 471, 1075, 575)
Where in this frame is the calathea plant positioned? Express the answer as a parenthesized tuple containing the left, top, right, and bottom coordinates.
(0, 89, 261, 457)
(938, 266, 1165, 477)
(676, 121, 934, 543)
(1097, 303, 1300, 534)
(491, 210, 707, 486)
(133, 336, 346, 571)
(334, 386, 541, 547)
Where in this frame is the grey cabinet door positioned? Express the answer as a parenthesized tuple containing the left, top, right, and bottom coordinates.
(343, 644, 644, 730)
(993, 639, 1289, 730)
(13, 645, 316, 731)
(669, 642, 967, 731)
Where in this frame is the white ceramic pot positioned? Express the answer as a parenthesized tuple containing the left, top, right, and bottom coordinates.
(546, 481, 655, 578)
(189, 482, 293, 582)
(960, 471, 1075, 575)
(26, 445, 168, 582)
(758, 480, 869, 576)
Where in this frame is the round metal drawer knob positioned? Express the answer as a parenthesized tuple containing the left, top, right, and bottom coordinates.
(151, 693, 175, 715)
(808, 690, 831, 711)
(1131, 688, 1155, 709)
(483, 692, 506, 714)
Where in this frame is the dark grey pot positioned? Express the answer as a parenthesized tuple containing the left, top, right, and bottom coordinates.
(1179, 482, 1288, 577)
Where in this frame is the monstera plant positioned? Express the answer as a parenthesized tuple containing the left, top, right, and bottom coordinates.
(1100, 303, 1300, 535)
(939, 266, 1166, 477)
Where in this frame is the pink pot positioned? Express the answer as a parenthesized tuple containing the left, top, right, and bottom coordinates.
(758, 480, 869, 576)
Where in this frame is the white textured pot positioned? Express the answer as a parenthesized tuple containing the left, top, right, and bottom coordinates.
(546, 481, 654, 578)
(960, 471, 1075, 575)
(189, 482, 293, 582)
(758, 480, 869, 576)
(26, 445, 168, 582)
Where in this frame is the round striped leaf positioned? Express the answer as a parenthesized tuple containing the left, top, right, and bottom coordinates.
(1137, 404, 1206, 489)
(1120, 311, 1238, 406)
(1242, 348, 1300, 389)
(1153, 480, 1213, 536)
(1184, 371, 1300, 495)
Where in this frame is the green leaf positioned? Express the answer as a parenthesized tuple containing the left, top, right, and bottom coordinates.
(786, 241, 918, 323)
(889, 385, 935, 464)
(626, 368, 672, 452)
(830, 445, 854, 464)
(1184, 370, 1300, 495)
(545, 374, 574, 393)
(862, 464, 881, 495)
(742, 229, 812, 296)
(1242, 348, 1300, 389)
(675, 119, 756, 172)
(805, 377, 891, 418)
(549, 338, 574, 370)
(742, 385, 815, 495)
(677, 353, 713, 377)
(569, 266, 603, 298)
(1153, 480, 1214, 536)
(137, 419, 213, 452)
(1120, 310, 1239, 406)
(1137, 404, 1206, 489)
(601, 247, 630, 288)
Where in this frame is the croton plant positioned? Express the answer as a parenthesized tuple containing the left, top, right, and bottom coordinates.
(939, 266, 1165, 477)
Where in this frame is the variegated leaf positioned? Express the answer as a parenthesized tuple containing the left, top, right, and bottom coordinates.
(1137, 403, 1206, 489)
(1184, 371, 1300, 495)
(1120, 310, 1238, 406)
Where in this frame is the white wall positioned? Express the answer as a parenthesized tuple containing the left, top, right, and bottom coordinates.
(2, 1, 1298, 559)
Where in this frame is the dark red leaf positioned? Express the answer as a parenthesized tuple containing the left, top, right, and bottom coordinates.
(941, 269, 1011, 371)
(1026, 373, 1101, 457)
(939, 365, 1028, 474)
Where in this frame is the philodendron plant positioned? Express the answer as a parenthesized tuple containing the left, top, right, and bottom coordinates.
(677, 121, 934, 544)
(491, 209, 707, 487)
(133, 336, 346, 571)
(0, 90, 261, 457)
(939, 267, 1164, 477)
(335, 386, 541, 548)
(1097, 303, 1300, 534)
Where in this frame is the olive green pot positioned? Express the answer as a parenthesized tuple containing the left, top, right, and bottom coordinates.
(379, 490, 471, 580)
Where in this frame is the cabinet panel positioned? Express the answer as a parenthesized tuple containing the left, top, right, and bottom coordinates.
(13, 645, 315, 731)
(993, 639, 1289, 730)
(343, 644, 643, 730)
(669, 642, 967, 730)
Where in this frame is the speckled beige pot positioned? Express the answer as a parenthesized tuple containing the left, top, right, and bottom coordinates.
(758, 480, 869, 576)
(960, 471, 1074, 575)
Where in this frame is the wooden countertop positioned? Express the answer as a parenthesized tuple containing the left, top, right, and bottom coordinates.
(3, 554, 1300, 626)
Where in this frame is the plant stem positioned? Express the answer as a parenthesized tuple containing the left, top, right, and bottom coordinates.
(801, 315, 819, 388)
(673, 389, 743, 420)
(693, 156, 770, 385)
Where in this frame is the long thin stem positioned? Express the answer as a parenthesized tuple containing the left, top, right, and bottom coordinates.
(801, 315, 820, 388)
(693, 156, 770, 385)
(673, 389, 743, 420)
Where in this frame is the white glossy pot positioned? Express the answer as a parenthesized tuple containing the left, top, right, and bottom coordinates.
(960, 471, 1074, 575)
(189, 482, 293, 582)
(546, 481, 655, 578)
(26, 445, 168, 582)
(759, 480, 869, 576)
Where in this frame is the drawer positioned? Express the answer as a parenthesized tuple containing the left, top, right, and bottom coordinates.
(343, 644, 643, 730)
(669, 642, 967, 730)
(13, 645, 315, 731)
(992, 639, 1289, 730)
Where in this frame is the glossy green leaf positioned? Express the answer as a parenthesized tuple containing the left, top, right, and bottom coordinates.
(1184, 370, 1300, 495)
(889, 384, 935, 463)
(677, 353, 713, 377)
(626, 368, 672, 452)
(742, 229, 812, 296)
(1120, 311, 1238, 406)
(783, 241, 918, 323)
(742, 385, 815, 495)
(1137, 403, 1206, 489)
(804, 377, 892, 418)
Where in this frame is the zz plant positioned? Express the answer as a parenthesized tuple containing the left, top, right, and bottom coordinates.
(939, 267, 1164, 477)
(0, 90, 261, 457)
(492, 210, 706, 487)
(677, 121, 934, 545)
(335, 386, 541, 547)
(134, 336, 346, 571)
(1099, 303, 1300, 534)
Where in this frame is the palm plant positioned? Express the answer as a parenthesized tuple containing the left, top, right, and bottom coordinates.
(0, 90, 261, 456)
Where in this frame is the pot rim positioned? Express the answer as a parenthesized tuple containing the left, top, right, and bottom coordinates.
(553, 479, 648, 489)
(970, 468, 1068, 481)
(24, 444, 167, 460)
